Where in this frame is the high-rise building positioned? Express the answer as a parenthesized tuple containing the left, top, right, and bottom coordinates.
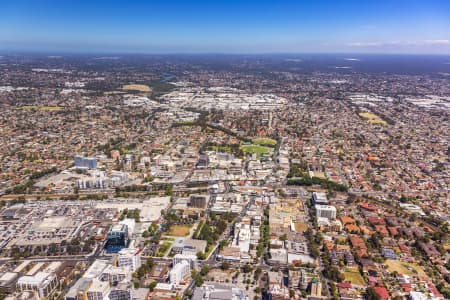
(169, 261, 190, 285)
(117, 248, 142, 271)
(173, 254, 198, 269)
(310, 278, 322, 297)
(189, 194, 209, 208)
(315, 205, 337, 220)
(99, 265, 131, 284)
(105, 224, 129, 253)
(74, 156, 97, 169)
(312, 192, 328, 205)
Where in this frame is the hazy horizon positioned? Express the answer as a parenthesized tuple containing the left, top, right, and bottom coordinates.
(1, 0, 449, 55)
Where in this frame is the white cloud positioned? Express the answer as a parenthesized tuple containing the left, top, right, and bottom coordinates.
(423, 39, 450, 45)
(346, 39, 450, 47)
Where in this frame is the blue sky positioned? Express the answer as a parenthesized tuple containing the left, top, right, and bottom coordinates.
(1, 0, 449, 54)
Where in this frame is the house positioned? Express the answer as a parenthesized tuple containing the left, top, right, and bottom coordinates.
(373, 287, 390, 300)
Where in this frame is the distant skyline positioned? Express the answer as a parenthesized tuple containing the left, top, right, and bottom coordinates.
(1, 0, 450, 54)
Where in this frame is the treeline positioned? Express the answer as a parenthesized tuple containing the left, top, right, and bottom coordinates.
(194, 212, 236, 247)
(200, 142, 245, 158)
(287, 176, 348, 192)
(257, 206, 270, 258)
(321, 248, 345, 282)
(287, 162, 308, 178)
(115, 183, 173, 194)
(119, 208, 141, 223)
(5, 180, 35, 194)
(5, 166, 58, 194)
(148, 80, 176, 97)
(29, 167, 58, 180)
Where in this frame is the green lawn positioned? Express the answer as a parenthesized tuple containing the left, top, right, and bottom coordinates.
(156, 241, 172, 257)
(240, 144, 272, 156)
(207, 145, 233, 152)
(343, 267, 365, 285)
(252, 137, 277, 147)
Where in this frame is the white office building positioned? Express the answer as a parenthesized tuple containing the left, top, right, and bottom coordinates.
(169, 261, 190, 285)
(99, 265, 131, 284)
(173, 254, 198, 269)
(312, 192, 328, 205)
(16, 272, 58, 299)
(117, 248, 142, 271)
(86, 278, 110, 300)
(315, 205, 337, 220)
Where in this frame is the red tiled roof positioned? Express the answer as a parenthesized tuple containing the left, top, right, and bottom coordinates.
(336, 282, 352, 289)
(360, 203, 378, 211)
(400, 283, 411, 293)
(368, 217, 386, 225)
(374, 286, 391, 300)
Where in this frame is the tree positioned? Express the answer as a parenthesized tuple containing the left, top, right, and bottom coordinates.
(148, 281, 157, 292)
(254, 268, 262, 280)
(221, 262, 230, 270)
(279, 234, 288, 241)
(325, 266, 344, 282)
(146, 258, 154, 269)
(366, 287, 381, 300)
(194, 274, 204, 287)
(242, 264, 253, 273)
(219, 240, 228, 250)
(200, 266, 210, 276)
(196, 251, 206, 260)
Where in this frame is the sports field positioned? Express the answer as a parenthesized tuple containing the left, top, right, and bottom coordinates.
(167, 224, 192, 237)
(343, 267, 365, 285)
(122, 84, 151, 92)
(358, 112, 387, 125)
(240, 144, 273, 156)
(20, 106, 63, 112)
(252, 137, 277, 146)
(384, 260, 426, 277)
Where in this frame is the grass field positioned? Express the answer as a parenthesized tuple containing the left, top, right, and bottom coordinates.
(20, 106, 63, 112)
(359, 112, 387, 126)
(207, 145, 233, 152)
(104, 91, 126, 95)
(343, 267, 366, 285)
(252, 137, 277, 147)
(240, 144, 273, 156)
(293, 222, 309, 233)
(384, 260, 426, 277)
(156, 241, 172, 257)
(311, 171, 326, 179)
(167, 224, 192, 237)
(122, 84, 151, 92)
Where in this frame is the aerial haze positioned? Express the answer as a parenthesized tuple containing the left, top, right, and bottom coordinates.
(0, 1, 449, 300)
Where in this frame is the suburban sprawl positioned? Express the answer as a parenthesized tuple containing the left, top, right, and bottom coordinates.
(0, 54, 448, 300)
